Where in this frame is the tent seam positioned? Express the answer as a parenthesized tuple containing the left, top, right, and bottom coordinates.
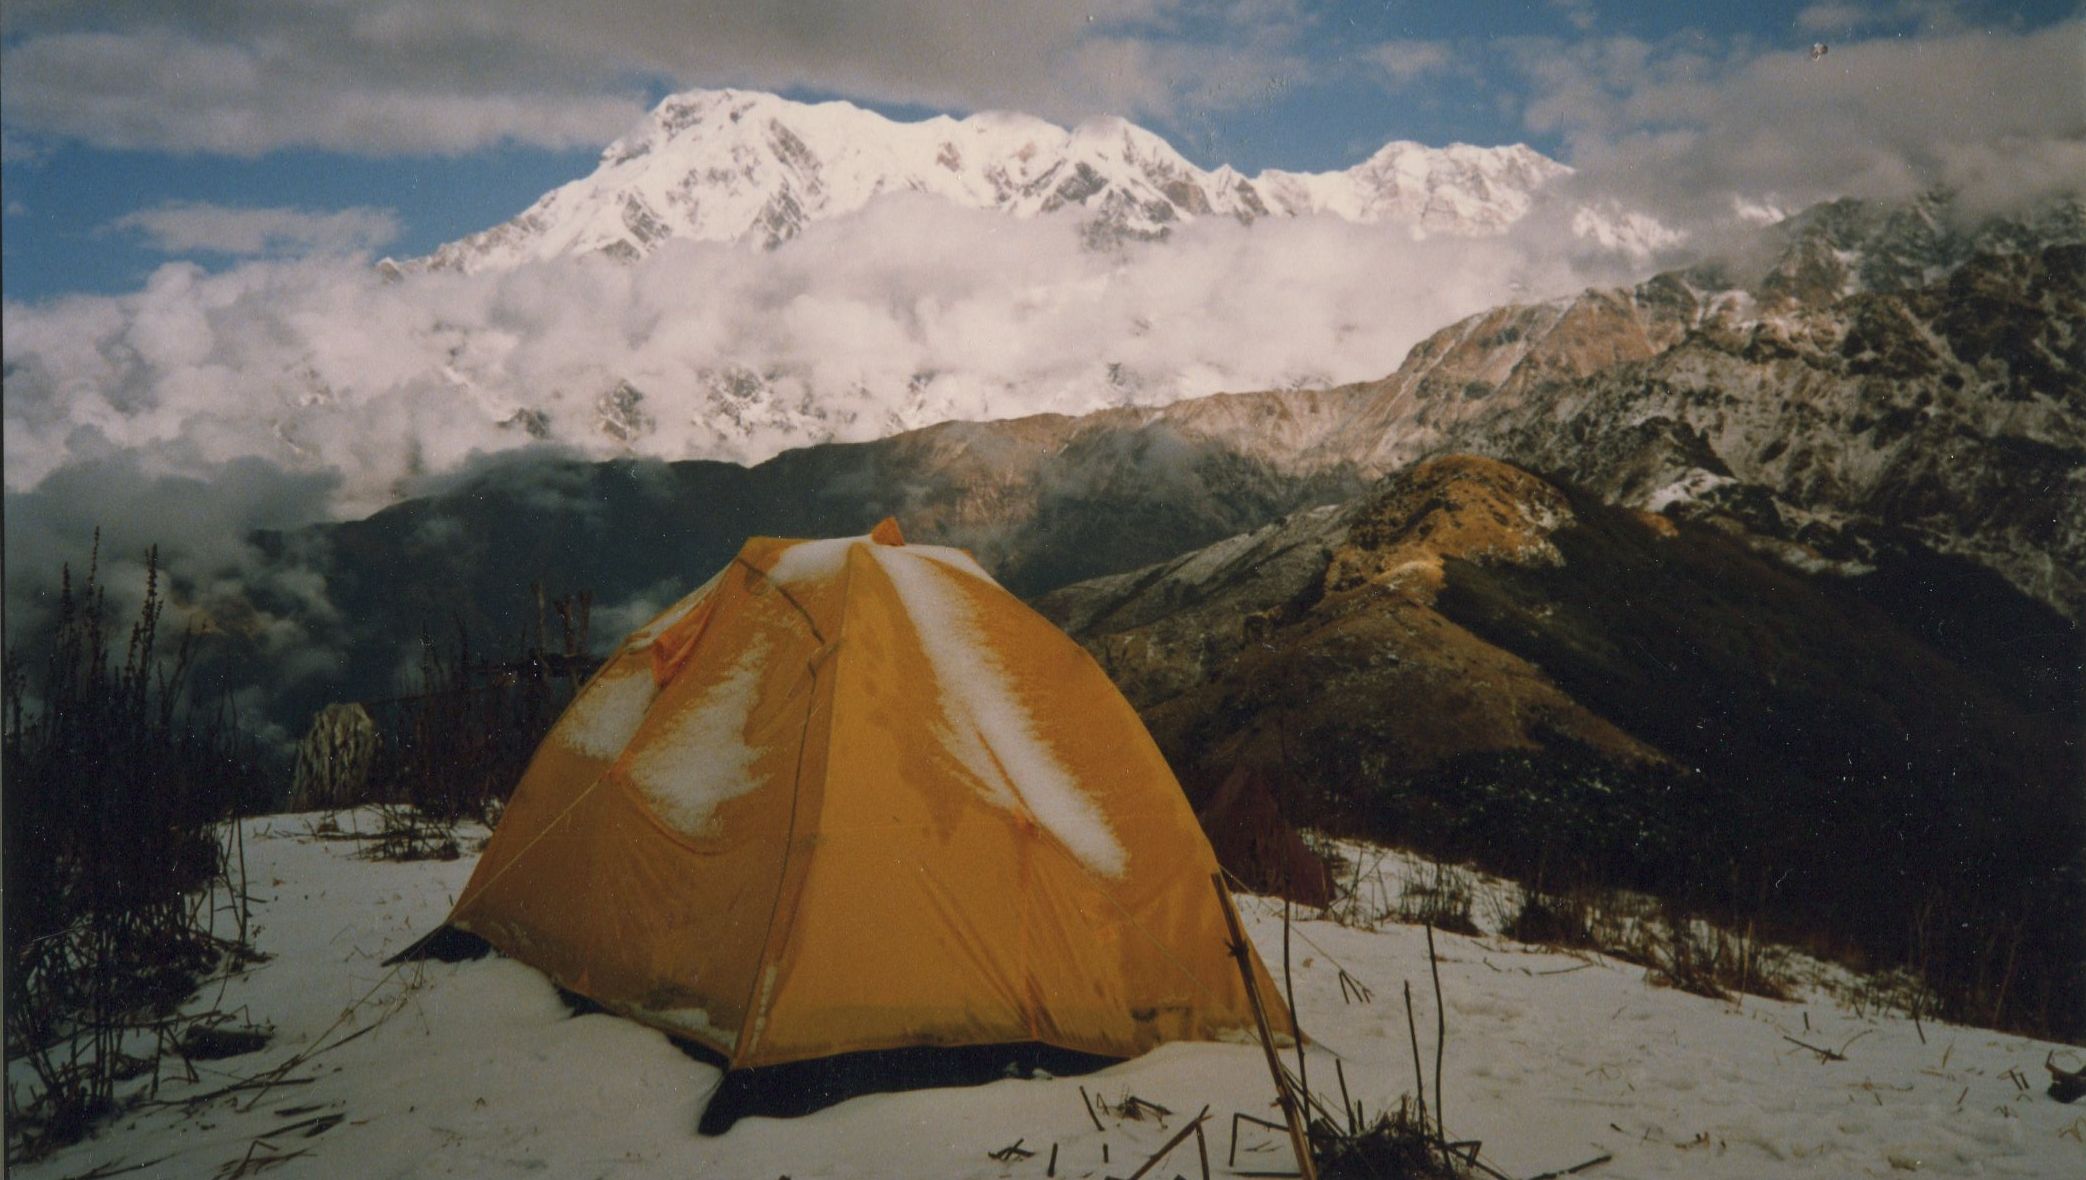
(726, 547, 843, 1066)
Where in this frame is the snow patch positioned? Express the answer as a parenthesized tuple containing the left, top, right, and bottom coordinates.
(1645, 468, 1738, 512)
(624, 570, 724, 646)
(552, 660, 659, 761)
(872, 548, 1127, 877)
(768, 535, 996, 588)
(626, 636, 770, 835)
(907, 544, 997, 584)
(637, 1005, 738, 1051)
(767, 536, 859, 586)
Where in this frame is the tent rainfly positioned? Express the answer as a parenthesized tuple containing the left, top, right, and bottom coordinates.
(436, 519, 1293, 1069)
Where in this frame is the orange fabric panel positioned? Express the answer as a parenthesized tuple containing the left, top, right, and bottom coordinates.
(740, 545, 1286, 1066)
(648, 596, 716, 687)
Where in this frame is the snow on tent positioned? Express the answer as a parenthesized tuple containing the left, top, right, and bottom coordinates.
(405, 518, 1291, 1085)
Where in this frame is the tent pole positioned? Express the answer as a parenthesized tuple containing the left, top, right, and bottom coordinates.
(1211, 873, 1319, 1180)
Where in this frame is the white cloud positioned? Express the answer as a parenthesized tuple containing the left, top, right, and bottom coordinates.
(1368, 40, 1456, 87)
(0, 25, 645, 157)
(2, 197, 1636, 515)
(1548, 0, 1598, 33)
(1796, 1, 1973, 37)
(1795, 3, 1872, 34)
(0, 2, 1291, 156)
(109, 203, 400, 257)
(1508, 21, 2086, 229)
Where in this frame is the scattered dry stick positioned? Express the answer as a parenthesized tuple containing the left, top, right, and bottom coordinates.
(1121, 1105, 1211, 1180)
(1229, 1111, 1287, 1168)
(1782, 1036, 1846, 1063)
(1079, 1084, 1105, 1132)
(1525, 1151, 1614, 1179)
(987, 1138, 1035, 1162)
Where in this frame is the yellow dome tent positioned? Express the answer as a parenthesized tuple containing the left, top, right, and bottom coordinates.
(439, 520, 1292, 1070)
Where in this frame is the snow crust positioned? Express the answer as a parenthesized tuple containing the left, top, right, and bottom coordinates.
(767, 536, 859, 586)
(626, 635, 770, 836)
(14, 816, 2083, 1180)
(768, 534, 997, 588)
(872, 547, 1127, 877)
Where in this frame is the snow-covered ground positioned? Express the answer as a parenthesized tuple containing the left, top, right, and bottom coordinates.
(14, 814, 2083, 1179)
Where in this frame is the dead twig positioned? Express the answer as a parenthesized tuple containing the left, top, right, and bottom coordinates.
(142, 1076, 317, 1107)
(1337, 967, 1374, 1005)
(1079, 1084, 1106, 1132)
(52, 1157, 172, 1179)
(1230, 1111, 1288, 1167)
(1782, 1036, 1846, 1063)
(214, 1138, 313, 1179)
(1122, 1106, 1211, 1180)
(1525, 1151, 1613, 1179)
(987, 1138, 1035, 1162)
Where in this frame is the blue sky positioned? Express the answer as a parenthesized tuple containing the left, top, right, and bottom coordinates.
(4, 1, 2079, 300)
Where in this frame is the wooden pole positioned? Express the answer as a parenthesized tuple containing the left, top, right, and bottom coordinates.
(1404, 981, 1428, 1133)
(1285, 898, 1310, 1109)
(1213, 873, 1319, 1180)
(1428, 923, 1445, 1144)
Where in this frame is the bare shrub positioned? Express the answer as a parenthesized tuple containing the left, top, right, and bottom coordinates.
(359, 588, 592, 860)
(1646, 909, 1794, 1002)
(1394, 863, 1480, 936)
(3, 539, 267, 1161)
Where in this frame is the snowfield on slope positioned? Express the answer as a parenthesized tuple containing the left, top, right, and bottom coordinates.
(14, 814, 2081, 1179)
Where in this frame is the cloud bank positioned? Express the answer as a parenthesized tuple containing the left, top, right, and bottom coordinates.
(109, 202, 401, 257)
(1, 195, 1638, 732)
(0, 2, 1285, 156)
(1512, 21, 2086, 227)
(4, 197, 1635, 514)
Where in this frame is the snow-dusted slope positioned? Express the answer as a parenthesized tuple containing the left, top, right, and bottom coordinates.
(14, 815, 2080, 1179)
(412, 88, 1578, 272)
(1306, 192, 2086, 615)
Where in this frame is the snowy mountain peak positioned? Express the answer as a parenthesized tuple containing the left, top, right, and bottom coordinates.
(414, 86, 1588, 273)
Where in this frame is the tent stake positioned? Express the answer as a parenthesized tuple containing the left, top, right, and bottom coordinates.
(1212, 873, 1319, 1180)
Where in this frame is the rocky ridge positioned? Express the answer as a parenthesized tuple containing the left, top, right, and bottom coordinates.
(1034, 451, 2083, 1035)
(1058, 192, 2086, 619)
(1313, 194, 2086, 617)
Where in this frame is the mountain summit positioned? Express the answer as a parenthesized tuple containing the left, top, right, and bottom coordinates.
(413, 87, 1577, 271)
